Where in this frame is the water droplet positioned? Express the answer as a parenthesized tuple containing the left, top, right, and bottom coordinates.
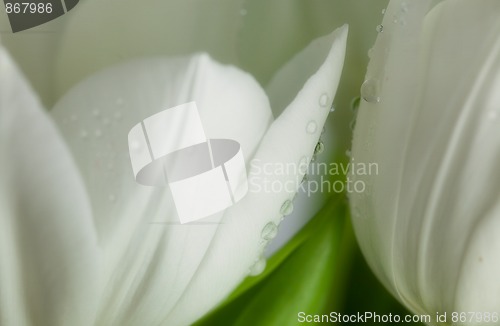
(376, 24, 384, 33)
(95, 129, 102, 138)
(92, 109, 100, 117)
(301, 174, 308, 184)
(319, 93, 329, 107)
(314, 141, 324, 155)
(280, 200, 294, 216)
(80, 130, 88, 139)
(240, 8, 247, 16)
(368, 47, 375, 58)
(108, 194, 116, 202)
(114, 112, 122, 120)
(261, 222, 278, 240)
(306, 121, 317, 134)
(330, 104, 336, 113)
(361, 79, 381, 103)
(381, 8, 386, 15)
(299, 156, 309, 174)
(70, 114, 78, 122)
(249, 257, 266, 276)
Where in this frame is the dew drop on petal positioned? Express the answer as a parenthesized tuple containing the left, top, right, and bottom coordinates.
(301, 174, 308, 184)
(361, 79, 381, 103)
(330, 104, 336, 113)
(314, 141, 324, 155)
(376, 24, 384, 33)
(401, 2, 409, 13)
(381, 8, 386, 15)
(249, 257, 266, 276)
(280, 200, 294, 216)
(367, 48, 375, 58)
(261, 222, 278, 240)
(299, 156, 309, 174)
(306, 121, 317, 134)
(319, 93, 329, 107)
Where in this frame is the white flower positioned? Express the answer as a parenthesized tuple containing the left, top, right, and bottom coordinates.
(0, 0, 386, 254)
(0, 18, 347, 326)
(350, 0, 500, 320)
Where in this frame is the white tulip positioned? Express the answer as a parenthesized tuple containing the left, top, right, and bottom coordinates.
(0, 18, 347, 325)
(350, 0, 500, 322)
(0, 0, 387, 255)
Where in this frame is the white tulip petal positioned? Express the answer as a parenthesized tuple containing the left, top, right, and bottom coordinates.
(51, 53, 273, 325)
(0, 45, 101, 326)
(252, 26, 346, 201)
(351, 0, 500, 316)
(265, 27, 347, 255)
(267, 28, 344, 120)
(352, 0, 437, 307)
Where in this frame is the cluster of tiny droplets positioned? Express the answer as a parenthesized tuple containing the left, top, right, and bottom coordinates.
(68, 97, 126, 204)
(249, 92, 332, 276)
